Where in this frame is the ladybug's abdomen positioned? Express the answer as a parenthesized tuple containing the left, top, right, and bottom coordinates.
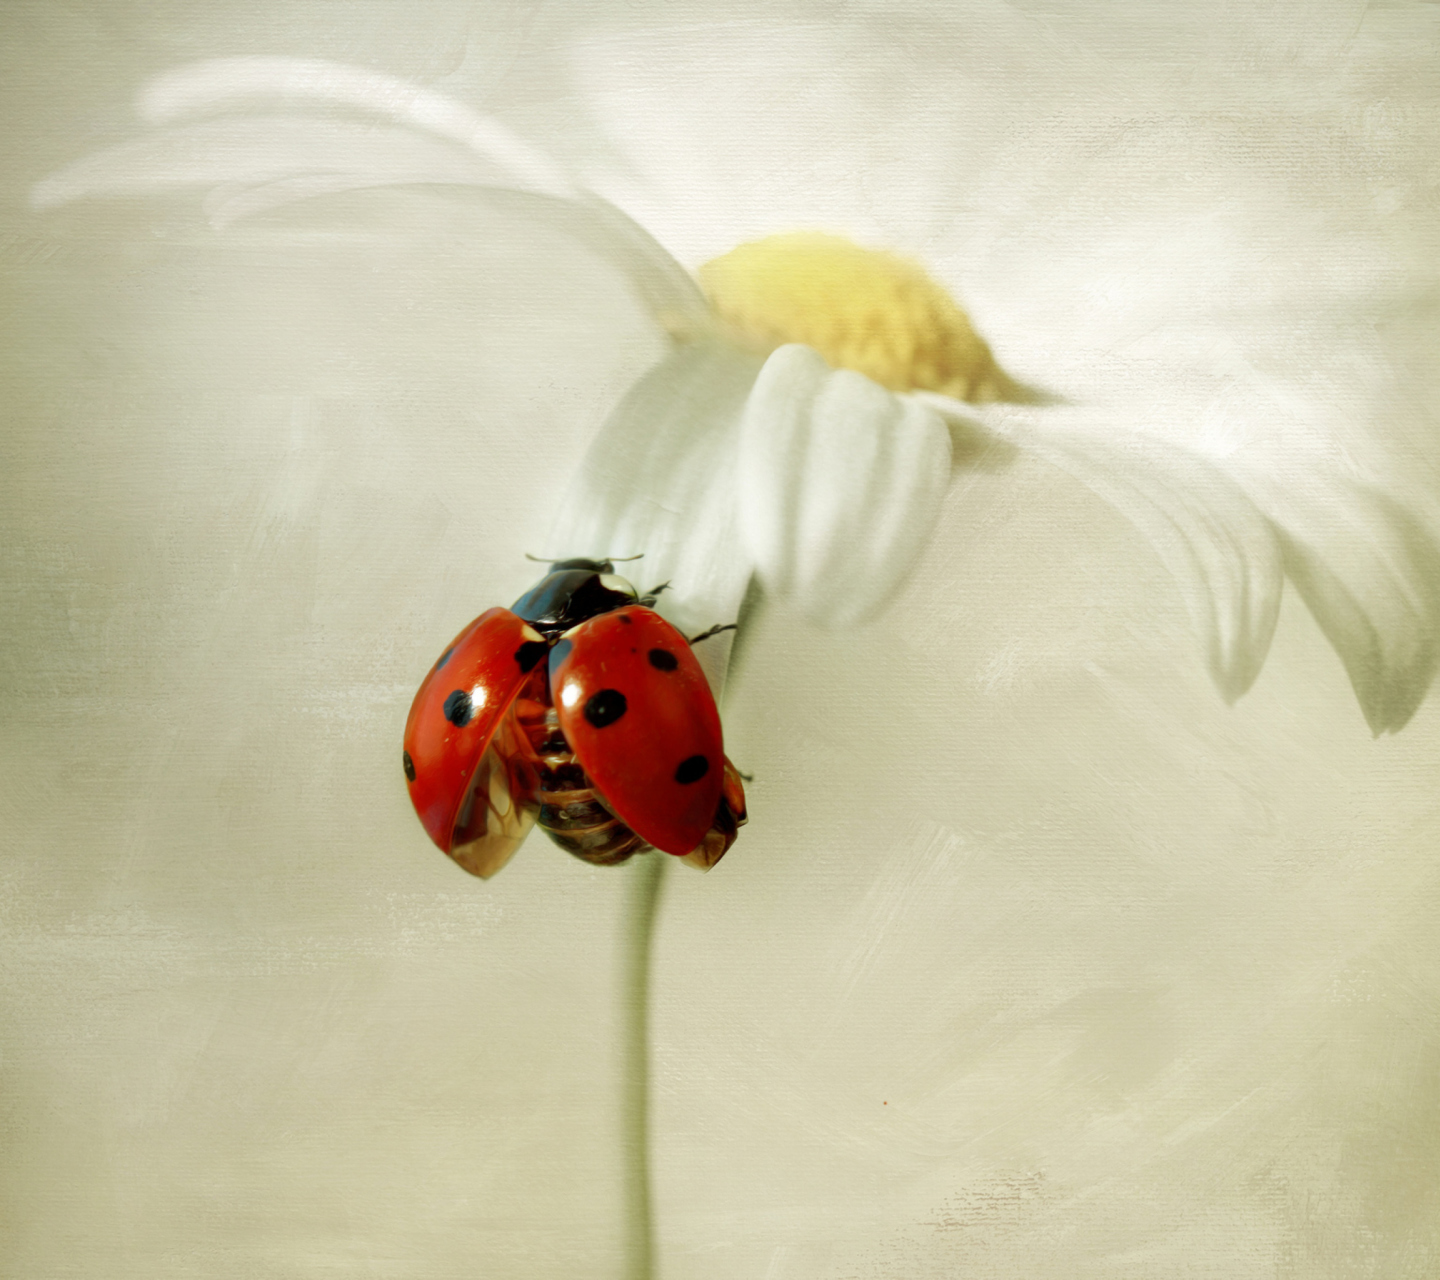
(511, 693, 649, 866)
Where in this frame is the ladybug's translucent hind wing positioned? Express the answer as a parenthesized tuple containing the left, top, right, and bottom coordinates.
(446, 715, 538, 879)
(402, 607, 548, 871)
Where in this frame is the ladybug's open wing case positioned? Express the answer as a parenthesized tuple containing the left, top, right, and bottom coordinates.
(403, 608, 548, 878)
(550, 606, 725, 857)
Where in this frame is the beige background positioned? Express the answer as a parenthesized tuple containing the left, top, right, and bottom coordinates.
(4, 3, 1440, 1277)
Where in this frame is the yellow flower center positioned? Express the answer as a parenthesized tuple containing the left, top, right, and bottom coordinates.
(698, 232, 1017, 402)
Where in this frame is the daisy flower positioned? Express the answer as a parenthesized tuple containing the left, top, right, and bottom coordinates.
(32, 54, 1440, 732)
(27, 41, 1440, 1280)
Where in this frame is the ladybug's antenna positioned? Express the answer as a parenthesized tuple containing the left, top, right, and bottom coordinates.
(523, 552, 645, 563)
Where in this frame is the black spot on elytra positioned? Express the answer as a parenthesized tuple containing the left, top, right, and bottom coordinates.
(402, 751, 416, 782)
(648, 648, 678, 671)
(514, 640, 548, 672)
(619, 614, 632, 625)
(674, 754, 709, 784)
(443, 689, 474, 727)
(584, 688, 627, 728)
(434, 646, 455, 670)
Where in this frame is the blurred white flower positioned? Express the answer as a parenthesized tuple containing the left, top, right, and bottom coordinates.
(33, 51, 1440, 729)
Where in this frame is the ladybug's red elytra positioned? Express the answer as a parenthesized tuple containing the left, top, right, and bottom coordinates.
(402, 559, 747, 878)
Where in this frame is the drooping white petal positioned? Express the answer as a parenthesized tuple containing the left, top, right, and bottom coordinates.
(30, 117, 496, 210)
(199, 173, 412, 227)
(545, 342, 764, 696)
(959, 393, 1440, 728)
(136, 57, 575, 198)
(206, 178, 708, 340)
(31, 67, 711, 345)
(963, 403, 1286, 703)
(738, 345, 953, 630)
(1262, 481, 1440, 735)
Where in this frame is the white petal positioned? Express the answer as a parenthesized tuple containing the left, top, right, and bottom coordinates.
(545, 342, 764, 696)
(965, 403, 1285, 703)
(549, 195, 712, 343)
(30, 116, 495, 210)
(738, 346, 952, 629)
(964, 396, 1440, 727)
(139, 57, 575, 197)
(200, 174, 408, 227)
(1260, 481, 1440, 735)
(31, 102, 710, 342)
(203, 178, 708, 338)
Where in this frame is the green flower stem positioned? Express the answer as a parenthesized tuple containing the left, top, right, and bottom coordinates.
(620, 850, 667, 1279)
(616, 591, 750, 1277)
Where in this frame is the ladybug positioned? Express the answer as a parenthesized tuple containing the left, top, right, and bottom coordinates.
(402, 558, 748, 878)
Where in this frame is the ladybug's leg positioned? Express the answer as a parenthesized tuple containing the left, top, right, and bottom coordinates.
(687, 622, 738, 646)
(639, 581, 671, 607)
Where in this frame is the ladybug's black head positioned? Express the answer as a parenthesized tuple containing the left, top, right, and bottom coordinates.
(511, 564, 639, 634)
(547, 557, 613, 573)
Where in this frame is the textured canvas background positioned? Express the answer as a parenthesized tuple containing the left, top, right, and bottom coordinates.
(4, 3, 1440, 1276)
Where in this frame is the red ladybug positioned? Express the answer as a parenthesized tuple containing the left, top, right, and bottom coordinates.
(402, 558, 748, 878)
